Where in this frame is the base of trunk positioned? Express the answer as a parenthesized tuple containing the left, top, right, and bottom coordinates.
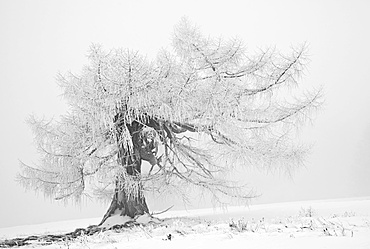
(99, 187, 149, 227)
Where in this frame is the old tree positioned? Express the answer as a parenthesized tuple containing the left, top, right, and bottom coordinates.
(19, 20, 322, 226)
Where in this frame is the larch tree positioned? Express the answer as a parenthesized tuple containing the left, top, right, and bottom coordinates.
(18, 19, 322, 226)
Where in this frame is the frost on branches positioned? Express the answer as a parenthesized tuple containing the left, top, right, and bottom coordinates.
(18, 18, 322, 226)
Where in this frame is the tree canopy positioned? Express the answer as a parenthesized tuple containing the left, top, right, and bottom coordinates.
(19, 19, 322, 209)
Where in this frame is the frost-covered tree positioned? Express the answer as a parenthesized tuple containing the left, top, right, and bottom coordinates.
(18, 19, 322, 226)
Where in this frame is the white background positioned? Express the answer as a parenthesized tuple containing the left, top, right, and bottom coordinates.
(0, 0, 369, 228)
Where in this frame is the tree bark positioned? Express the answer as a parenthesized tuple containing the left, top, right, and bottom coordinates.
(98, 120, 150, 227)
(98, 175, 149, 226)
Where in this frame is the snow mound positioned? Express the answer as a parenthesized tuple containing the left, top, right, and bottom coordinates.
(101, 212, 162, 228)
(100, 214, 132, 228)
(0, 197, 369, 249)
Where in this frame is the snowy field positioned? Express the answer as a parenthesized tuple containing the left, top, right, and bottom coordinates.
(1, 197, 369, 248)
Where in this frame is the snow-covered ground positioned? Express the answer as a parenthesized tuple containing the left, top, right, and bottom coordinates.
(1, 197, 369, 248)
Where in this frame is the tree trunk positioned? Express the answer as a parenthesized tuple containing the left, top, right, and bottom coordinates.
(98, 120, 150, 227)
(98, 177, 149, 226)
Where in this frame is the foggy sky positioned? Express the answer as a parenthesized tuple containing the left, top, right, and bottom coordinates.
(0, 0, 369, 228)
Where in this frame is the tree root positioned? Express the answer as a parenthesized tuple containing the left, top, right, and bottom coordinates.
(0, 208, 173, 248)
(0, 225, 100, 248)
(0, 219, 156, 248)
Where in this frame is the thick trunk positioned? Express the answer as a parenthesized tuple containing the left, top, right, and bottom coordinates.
(98, 178, 149, 226)
(99, 120, 151, 227)
(98, 154, 150, 226)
